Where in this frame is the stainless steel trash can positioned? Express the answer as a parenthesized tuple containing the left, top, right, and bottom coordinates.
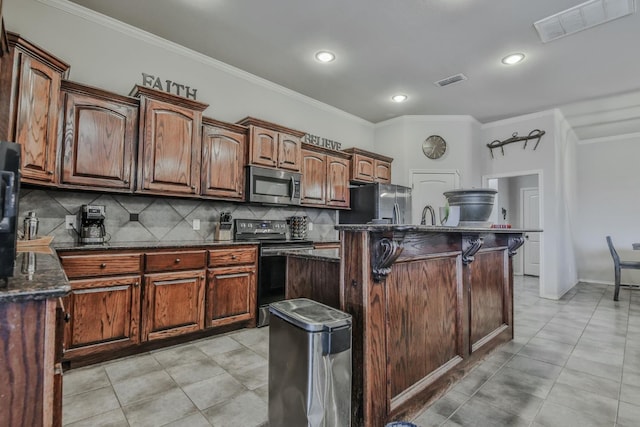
(269, 298, 352, 427)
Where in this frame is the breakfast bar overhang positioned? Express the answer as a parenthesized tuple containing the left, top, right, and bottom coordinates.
(334, 225, 534, 427)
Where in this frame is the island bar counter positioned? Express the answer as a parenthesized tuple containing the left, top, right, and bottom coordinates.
(334, 224, 531, 427)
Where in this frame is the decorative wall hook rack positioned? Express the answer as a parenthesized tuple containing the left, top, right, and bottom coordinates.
(487, 129, 545, 158)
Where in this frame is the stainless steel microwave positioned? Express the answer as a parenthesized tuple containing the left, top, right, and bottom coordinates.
(246, 166, 301, 205)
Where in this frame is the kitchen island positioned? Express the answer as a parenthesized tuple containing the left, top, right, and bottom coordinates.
(1, 250, 71, 427)
(286, 225, 531, 427)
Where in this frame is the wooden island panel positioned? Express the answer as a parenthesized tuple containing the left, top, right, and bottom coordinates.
(334, 226, 525, 427)
(470, 249, 510, 350)
(386, 256, 461, 402)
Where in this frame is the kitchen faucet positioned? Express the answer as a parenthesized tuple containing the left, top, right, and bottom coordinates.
(421, 205, 436, 225)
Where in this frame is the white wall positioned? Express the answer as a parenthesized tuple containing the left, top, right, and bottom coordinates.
(373, 115, 480, 187)
(575, 133, 640, 285)
(4, 0, 374, 149)
(481, 110, 578, 299)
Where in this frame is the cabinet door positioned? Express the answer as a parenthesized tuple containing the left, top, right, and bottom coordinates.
(327, 155, 350, 207)
(139, 98, 201, 195)
(352, 153, 375, 183)
(201, 124, 245, 199)
(14, 54, 61, 184)
(374, 159, 392, 183)
(61, 92, 137, 190)
(301, 149, 326, 205)
(206, 264, 256, 328)
(142, 270, 205, 341)
(63, 275, 141, 359)
(249, 126, 278, 168)
(277, 133, 302, 171)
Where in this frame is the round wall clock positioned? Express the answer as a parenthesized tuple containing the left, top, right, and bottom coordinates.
(422, 135, 447, 159)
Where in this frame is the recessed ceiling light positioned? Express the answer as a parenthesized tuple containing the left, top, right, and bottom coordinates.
(391, 94, 408, 103)
(502, 53, 525, 65)
(315, 51, 335, 63)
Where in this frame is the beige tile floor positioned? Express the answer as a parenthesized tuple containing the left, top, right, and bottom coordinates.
(62, 276, 640, 426)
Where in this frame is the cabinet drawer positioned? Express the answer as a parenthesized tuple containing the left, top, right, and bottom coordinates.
(145, 250, 207, 273)
(208, 246, 258, 267)
(60, 253, 142, 278)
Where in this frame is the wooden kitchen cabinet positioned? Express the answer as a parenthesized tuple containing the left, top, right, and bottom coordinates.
(59, 251, 143, 360)
(201, 117, 247, 200)
(206, 245, 258, 328)
(0, 298, 64, 427)
(237, 116, 305, 171)
(301, 143, 350, 208)
(131, 85, 208, 196)
(343, 147, 393, 184)
(63, 275, 142, 359)
(59, 81, 138, 191)
(301, 148, 326, 205)
(0, 32, 69, 185)
(142, 249, 207, 341)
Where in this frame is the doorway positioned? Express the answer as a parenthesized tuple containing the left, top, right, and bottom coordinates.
(522, 187, 540, 276)
(410, 170, 460, 225)
(482, 171, 542, 280)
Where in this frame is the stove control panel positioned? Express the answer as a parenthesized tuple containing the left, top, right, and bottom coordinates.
(234, 219, 287, 239)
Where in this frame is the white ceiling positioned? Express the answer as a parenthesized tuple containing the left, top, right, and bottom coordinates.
(68, 0, 640, 140)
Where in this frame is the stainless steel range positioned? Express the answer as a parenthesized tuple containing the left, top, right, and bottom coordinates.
(234, 219, 314, 327)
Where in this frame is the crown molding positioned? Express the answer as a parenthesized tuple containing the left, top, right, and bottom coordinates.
(37, 0, 373, 126)
(578, 131, 640, 145)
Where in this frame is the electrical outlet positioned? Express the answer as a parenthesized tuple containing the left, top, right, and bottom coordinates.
(308, 222, 313, 231)
(65, 215, 76, 230)
(192, 219, 200, 230)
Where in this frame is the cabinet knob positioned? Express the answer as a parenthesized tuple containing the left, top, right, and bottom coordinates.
(201, 275, 205, 280)
(47, 170, 54, 175)
(100, 263, 107, 268)
(191, 185, 196, 190)
(175, 258, 181, 263)
(231, 255, 237, 260)
(133, 282, 139, 287)
(123, 180, 129, 185)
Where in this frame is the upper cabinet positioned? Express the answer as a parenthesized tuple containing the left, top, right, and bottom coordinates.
(301, 143, 350, 209)
(0, 32, 69, 185)
(60, 81, 138, 192)
(201, 117, 247, 200)
(131, 85, 208, 197)
(237, 117, 304, 172)
(343, 147, 392, 184)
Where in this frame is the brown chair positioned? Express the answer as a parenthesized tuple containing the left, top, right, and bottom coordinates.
(606, 236, 640, 301)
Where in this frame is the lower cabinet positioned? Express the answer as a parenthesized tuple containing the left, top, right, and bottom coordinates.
(207, 264, 256, 327)
(142, 270, 206, 341)
(207, 245, 258, 328)
(58, 245, 258, 365)
(63, 275, 141, 359)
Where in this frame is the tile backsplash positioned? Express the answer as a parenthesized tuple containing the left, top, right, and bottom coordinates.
(19, 188, 339, 244)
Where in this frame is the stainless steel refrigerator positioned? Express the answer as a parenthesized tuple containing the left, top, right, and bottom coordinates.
(339, 183, 412, 224)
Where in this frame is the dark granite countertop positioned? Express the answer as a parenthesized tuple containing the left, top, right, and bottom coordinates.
(279, 248, 340, 262)
(335, 224, 541, 233)
(54, 240, 260, 252)
(1, 251, 71, 303)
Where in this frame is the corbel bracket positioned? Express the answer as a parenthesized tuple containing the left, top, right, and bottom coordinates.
(372, 237, 404, 282)
(462, 235, 484, 265)
(508, 235, 526, 257)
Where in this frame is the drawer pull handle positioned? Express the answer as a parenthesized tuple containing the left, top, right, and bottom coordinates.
(100, 263, 107, 268)
(175, 258, 181, 263)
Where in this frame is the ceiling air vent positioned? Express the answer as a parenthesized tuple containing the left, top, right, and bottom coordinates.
(534, 0, 636, 43)
(434, 73, 468, 87)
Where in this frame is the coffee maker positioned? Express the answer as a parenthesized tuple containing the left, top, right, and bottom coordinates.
(78, 204, 106, 244)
